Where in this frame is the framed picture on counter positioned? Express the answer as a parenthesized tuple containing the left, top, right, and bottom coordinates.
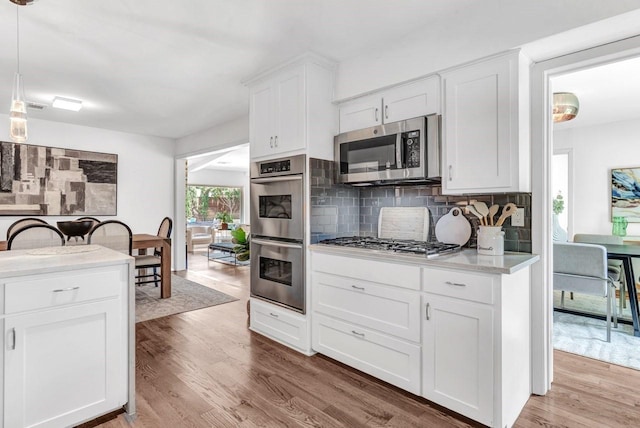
(0, 141, 117, 216)
(611, 167, 640, 222)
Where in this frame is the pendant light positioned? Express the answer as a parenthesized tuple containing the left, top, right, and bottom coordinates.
(552, 92, 580, 123)
(8, 0, 36, 143)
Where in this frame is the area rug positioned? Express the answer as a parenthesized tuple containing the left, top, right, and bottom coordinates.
(135, 275, 238, 322)
(553, 311, 640, 370)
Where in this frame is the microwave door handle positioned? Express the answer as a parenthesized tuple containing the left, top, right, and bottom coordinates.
(396, 134, 403, 169)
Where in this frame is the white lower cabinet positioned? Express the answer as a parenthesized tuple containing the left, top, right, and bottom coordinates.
(422, 293, 493, 426)
(311, 250, 531, 428)
(250, 298, 311, 355)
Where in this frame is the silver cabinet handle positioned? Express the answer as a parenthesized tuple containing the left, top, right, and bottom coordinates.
(274, 136, 278, 147)
(351, 330, 365, 337)
(269, 312, 279, 318)
(445, 281, 466, 287)
(426, 303, 431, 320)
(351, 285, 365, 291)
(385, 105, 388, 119)
(53, 286, 80, 293)
(449, 165, 453, 181)
(269, 136, 273, 148)
(8, 328, 16, 350)
(375, 107, 379, 122)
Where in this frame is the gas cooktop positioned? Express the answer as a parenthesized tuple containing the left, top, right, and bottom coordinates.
(318, 236, 461, 259)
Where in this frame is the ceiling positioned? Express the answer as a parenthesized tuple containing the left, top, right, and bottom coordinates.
(188, 144, 250, 172)
(552, 56, 640, 130)
(1, 1, 639, 140)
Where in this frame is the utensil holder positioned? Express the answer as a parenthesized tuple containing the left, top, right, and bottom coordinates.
(477, 226, 504, 256)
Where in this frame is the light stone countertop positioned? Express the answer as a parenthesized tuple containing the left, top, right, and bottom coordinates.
(0, 245, 134, 278)
(309, 245, 539, 275)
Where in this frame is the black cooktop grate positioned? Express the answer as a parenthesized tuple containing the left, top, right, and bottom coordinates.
(318, 236, 461, 258)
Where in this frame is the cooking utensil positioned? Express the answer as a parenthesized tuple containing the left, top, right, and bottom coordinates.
(378, 207, 430, 241)
(435, 207, 471, 246)
(496, 203, 518, 226)
(466, 205, 485, 225)
(488, 204, 499, 226)
(473, 202, 490, 226)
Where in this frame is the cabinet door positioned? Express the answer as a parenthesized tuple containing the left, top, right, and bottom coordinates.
(249, 80, 275, 159)
(338, 94, 382, 133)
(4, 298, 125, 428)
(383, 76, 440, 123)
(441, 54, 517, 194)
(422, 294, 493, 426)
(273, 66, 305, 155)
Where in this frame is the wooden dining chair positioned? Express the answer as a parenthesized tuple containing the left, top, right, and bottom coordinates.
(7, 224, 65, 250)
(87, 220, 132, 255)
(6, 217, 48, 240)
(135, 217, 172, 286)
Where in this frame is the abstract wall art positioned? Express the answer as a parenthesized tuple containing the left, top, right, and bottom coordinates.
(0, 141, 117, 216)
(611, 167, 640, 222)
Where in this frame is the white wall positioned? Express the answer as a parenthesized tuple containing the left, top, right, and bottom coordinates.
(188, 169, 250, 224)
(175, 116, 249, 157)
(554, 117, 640, 237)
(0, 114, 176, 238)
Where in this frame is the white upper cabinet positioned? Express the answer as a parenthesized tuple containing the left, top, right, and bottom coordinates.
(247, 55, 336, 161)
(440, 50, 530, 194)
(338, 76, 440, 133)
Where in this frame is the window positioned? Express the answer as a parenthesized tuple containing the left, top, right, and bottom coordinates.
(186, 185, 242, 223)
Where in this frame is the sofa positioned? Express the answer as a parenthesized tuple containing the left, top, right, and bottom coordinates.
(186, 226, 214, 252)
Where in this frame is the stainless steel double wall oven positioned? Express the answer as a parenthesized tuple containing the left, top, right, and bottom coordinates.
(250, 155, 306, 313)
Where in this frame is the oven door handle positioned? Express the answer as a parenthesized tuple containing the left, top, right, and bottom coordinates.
(251, 238, 303, 249)
(251, 175, 302, 184)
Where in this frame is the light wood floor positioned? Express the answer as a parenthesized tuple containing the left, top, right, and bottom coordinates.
(95, 249, 640, 428)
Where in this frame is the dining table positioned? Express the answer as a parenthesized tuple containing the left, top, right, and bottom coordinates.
(0, 233, 172, 299)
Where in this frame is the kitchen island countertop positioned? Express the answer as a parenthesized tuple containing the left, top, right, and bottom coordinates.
(309, 244, 539, 275)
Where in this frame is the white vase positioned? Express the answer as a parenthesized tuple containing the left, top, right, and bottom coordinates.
(553, 214, 568, 242)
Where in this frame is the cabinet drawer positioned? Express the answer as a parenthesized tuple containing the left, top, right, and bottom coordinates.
(4, 265, 126, 314)
(312, 313, 421, 395)
(423, 267, 495, 304)
(250, 298, 309, 353)
(312, 272, 420, 342)
(313, 252, 420, 290)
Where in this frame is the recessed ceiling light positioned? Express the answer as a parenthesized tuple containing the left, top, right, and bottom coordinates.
(52, 97, 83, 112)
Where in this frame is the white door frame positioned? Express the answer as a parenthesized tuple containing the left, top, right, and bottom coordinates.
(531, 35, 640, 394)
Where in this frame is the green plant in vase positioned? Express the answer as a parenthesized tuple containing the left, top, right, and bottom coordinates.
(230, 227, 250, 261)
(215, 211, 233, 229)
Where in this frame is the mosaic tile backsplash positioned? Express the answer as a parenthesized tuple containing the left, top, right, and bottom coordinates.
(310, 158, 532, 253)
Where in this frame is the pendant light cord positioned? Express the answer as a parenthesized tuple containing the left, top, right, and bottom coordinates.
(16, 5, 20, 74)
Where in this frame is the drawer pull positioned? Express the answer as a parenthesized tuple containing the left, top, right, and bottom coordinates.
(351, 285, 365, 291)
(269, 312, 279, 318)
(426, 303, 431, 320)
(8, 328, 16, 350)
(351, 330, 365, 337)
(52, 286, 80, 293)
(445, 281, 466, 287)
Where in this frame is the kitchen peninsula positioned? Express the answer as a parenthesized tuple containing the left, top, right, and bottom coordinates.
(309, 244, 538, 428)
(0, 245, 135, 428)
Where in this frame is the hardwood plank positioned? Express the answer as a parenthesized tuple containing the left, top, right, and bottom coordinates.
(92, 253, 640, 428)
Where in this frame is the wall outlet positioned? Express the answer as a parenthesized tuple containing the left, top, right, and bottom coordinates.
(511, 207, 525, 227)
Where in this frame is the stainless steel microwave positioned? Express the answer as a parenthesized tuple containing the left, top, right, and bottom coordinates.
(334, 114, 441, 185)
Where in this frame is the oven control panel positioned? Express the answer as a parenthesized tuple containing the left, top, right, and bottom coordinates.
(260, 159, 291, 174)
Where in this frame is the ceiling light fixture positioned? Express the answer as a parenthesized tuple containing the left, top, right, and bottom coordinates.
(8, 0, 34, 143)
(552, 92, 579, 123)
(52, 97, 83, 112)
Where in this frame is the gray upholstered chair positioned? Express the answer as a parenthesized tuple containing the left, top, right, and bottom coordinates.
(553, 241, 618, 342)
(573, 234, 626, 312)
(6, 217, 48, 240)
(135, 217, 172, 286)
(87, 220, 132, 255)
(7, 224, 65, 250)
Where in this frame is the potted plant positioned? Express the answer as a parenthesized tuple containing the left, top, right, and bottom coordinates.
(230, 227, 250, 262)
(215, 211, 233, 230)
